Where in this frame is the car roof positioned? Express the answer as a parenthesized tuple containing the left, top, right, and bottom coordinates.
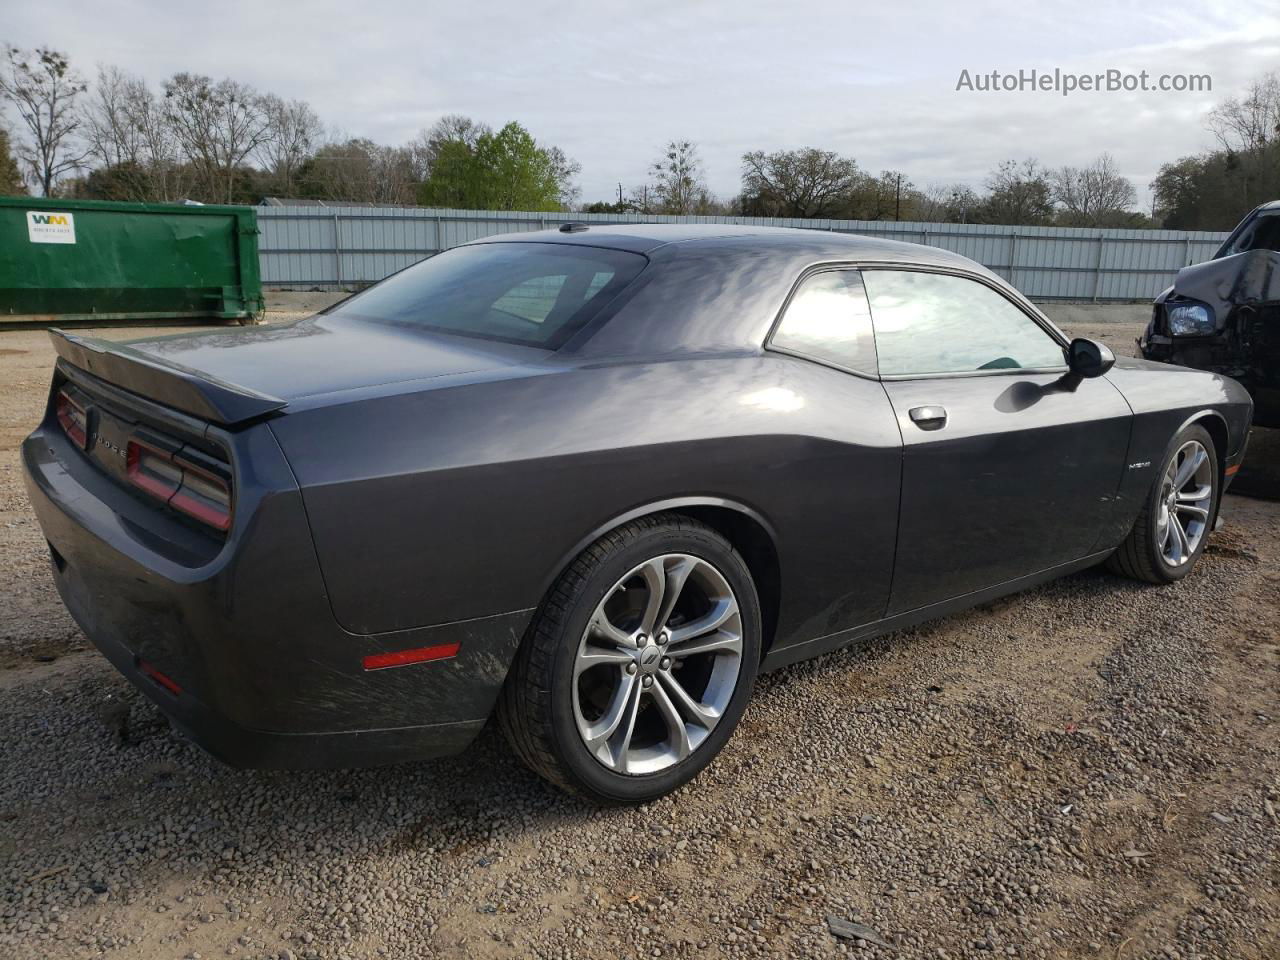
(463, 222, 984, 273)
(458, 223, 1044, 360)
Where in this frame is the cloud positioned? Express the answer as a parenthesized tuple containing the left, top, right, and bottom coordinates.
(4, 0, 1276, 206)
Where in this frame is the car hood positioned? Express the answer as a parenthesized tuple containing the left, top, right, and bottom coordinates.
(124, 315, 548, 404)
(1165, 249, 1280, 323)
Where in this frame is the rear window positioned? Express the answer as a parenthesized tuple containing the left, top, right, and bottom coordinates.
(327, 243, 646, 348)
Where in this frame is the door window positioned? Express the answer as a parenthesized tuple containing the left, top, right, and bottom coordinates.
(770, 270, 878, 375)
(863, 270, 1065, 376)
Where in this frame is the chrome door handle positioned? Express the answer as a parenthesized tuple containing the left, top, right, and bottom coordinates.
(908, 405, 947, 430)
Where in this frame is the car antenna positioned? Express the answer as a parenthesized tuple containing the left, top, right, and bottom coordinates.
(559, 222, 590, 233)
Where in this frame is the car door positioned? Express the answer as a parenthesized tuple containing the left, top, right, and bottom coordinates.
(861, 267, 1133, 616)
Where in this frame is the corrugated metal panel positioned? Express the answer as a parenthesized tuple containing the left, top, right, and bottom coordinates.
(256, 205, 1231, 301)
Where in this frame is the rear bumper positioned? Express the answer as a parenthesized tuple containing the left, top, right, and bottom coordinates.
(80, 612, 485, 768)
(22, 421, 533, 769)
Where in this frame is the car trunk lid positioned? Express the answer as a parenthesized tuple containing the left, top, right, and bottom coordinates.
(73, 316, 545, 419)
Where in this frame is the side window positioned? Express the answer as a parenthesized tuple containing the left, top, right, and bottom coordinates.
(863, 270, 1065, 376)
(770, 270, 878, 375)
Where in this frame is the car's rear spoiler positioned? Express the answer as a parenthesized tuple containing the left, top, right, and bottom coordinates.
(49, 329, 288, 427)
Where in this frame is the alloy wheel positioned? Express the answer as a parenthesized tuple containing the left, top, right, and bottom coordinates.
(1157, 439, 1213, 567)
(572, 554, 743, 776)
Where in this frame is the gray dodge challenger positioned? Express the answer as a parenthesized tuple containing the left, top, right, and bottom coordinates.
(22, 224, 1253, 803)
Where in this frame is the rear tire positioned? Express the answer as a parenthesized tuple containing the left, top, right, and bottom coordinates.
(498, 514, 761, 804)
(1107, 423, 1219, 584)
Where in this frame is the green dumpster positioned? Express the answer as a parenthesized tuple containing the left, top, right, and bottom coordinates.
(0, 197, 264, 324)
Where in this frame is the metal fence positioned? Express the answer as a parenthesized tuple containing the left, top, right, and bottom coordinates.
(257, 205, 1231, 301)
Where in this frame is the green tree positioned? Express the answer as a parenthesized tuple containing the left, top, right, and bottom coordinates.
(0, 127, 25, 194)
(76, 159, 151, 200)
(417, 122, 574, 211)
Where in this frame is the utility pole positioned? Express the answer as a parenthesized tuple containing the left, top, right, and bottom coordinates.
(895, 173, 902, 221)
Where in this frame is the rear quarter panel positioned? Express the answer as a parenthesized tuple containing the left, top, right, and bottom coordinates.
(268, 354, 903, 653)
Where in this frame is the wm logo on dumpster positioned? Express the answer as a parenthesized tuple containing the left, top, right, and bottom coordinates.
(27, 211, 77, 244)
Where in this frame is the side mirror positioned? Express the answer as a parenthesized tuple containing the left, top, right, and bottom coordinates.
(1067, 338, 1115, 379)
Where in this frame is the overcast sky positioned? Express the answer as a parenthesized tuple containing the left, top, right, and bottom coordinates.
(6, 0, 1280, 207)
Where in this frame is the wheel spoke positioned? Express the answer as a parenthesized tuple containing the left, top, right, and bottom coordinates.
(589, 610, 636, 650)
(657, 670, 720, 730)
(582, 672, 642, 767)
(1170, 515, 1191, 564)
(612, 680, 645, 773)
(1178, 484, 1212, 502)
(667, 630, 742, 660)
(649, 681, 692, 763)
(668, 597, 738, 645)
(1173, 447, 1206, 490)
(1176, 503, 1209, 522)
(653, 557, 697, 637)
(638, 558, 667, 635)
(575, 644, 634, 679)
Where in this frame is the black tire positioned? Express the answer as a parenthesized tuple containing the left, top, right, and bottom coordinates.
(498, 513, 761, 804)
(1106, 423, 1219, 584)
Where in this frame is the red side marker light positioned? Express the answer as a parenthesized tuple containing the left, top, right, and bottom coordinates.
(138, 659, 182, 696)
(362, 642, 460, 671)
(1225, 464, 1241, 477)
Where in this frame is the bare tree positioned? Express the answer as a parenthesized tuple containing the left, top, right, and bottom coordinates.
(1049, 153, 1137, 226)
(545, 144, 581, 209)
(162, 73, 270, 202)
(915, 182, 980, 222)
(256, 94, 322, 197)
(980, 159, 1055, 225)
(124, 76, 186, 201)
(0, 46, 90, 194)
(648, 140, 712, 214)
(81, 67, 192, 201)
(367, 142, 417, 204)
(304, 137, 417, 204)
(1207, 72, 1280, 153)
(740, 147, 860, 218)
(83, 65, 142, 167)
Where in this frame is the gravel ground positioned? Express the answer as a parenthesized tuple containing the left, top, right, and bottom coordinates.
(0, 318, 1276, 960)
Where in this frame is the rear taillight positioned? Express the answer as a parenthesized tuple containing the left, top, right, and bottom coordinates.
(126, 438, 233, 532)
(126, 438, 182, 500)
(55, 391, 88, 449)
(170, 454, 233, 532)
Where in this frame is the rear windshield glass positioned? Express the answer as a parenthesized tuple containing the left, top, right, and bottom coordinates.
(326, 243, 646, 349)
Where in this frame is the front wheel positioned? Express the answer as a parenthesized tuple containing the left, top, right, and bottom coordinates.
(498, 514, 761, 804)
(1107, 423, 1219, 584)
